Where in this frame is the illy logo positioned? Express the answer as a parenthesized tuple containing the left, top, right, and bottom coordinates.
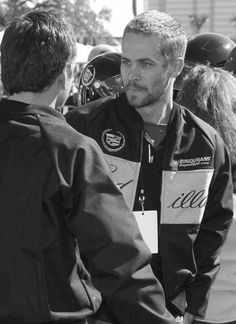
(168, 189, 208, 209)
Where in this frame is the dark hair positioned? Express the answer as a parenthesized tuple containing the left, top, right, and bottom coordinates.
(0, 10, 77, 95)
(176, 64, 236, 163)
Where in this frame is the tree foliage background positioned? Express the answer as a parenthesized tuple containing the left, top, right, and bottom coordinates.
(0, 0, 114, 45)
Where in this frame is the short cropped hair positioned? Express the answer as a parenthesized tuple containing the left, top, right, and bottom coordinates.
(1, 10, 77, 95)
(123, 10, 187, 63)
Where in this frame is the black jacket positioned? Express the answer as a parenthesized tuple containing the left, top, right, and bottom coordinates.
(0, 98, 175, 324)
(66, 94, 233, 317)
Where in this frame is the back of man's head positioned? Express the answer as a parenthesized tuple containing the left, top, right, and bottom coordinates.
(0, 10, 77, 96)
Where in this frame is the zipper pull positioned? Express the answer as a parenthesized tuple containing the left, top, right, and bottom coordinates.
(139, 189, 145, 215)
(144, 132, 154, 164)
(148, 143, 154, 164)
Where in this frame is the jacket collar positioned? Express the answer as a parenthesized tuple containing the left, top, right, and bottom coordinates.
(0, 98, 65, 121)
(117, 93, 184, 132)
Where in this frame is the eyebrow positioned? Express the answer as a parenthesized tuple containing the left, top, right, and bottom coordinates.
(121, 56, 159, 63)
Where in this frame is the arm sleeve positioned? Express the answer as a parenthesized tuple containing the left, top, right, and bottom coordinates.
(185, 135, 233, 316)
(69, 138, 175, 324)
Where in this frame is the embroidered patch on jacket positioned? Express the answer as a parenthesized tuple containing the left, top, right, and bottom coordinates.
(81, 65, 95, 86)
(172, 156, 212, 169)
(102, 129, 125, 152)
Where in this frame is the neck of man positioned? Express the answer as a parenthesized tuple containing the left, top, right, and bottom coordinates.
(135, 87, 173, 125)
(8, 90, 57, 109)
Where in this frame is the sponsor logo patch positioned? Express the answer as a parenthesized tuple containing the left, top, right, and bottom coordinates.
(81, 65, 95, 86)
(102, 129, 125, 152)
(167, 189, 208, 209)
(161, 169, 214, 224)
(172, 156, 211, 169)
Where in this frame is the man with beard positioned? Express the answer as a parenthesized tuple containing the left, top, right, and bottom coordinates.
(66, 10, 233, 324)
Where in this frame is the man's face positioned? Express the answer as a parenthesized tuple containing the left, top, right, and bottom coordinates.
(121, 32, 172, 108)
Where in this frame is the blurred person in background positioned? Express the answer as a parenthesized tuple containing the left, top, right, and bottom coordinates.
(174, 32, 236, 98)
(224, 46, 236, 93)
(66, 10, 233, 324)
(176, 64, 236, 324)
(0, 9, 176, 324)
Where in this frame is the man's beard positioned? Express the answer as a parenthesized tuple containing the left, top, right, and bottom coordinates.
(124, 82, 156, 108)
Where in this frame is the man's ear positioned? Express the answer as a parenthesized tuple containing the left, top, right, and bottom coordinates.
(173, 57, 185, 78)
(57, 66, 68, 90)
(167, 57, 184, 79)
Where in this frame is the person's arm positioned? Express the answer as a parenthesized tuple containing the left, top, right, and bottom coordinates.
(69, 137, 175, 324)
(185, 136, 233, 317)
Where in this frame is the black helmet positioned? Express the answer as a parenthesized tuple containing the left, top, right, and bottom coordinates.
(223, 46, 236, 75)
(79, 52, 124, 105)
(185, 32, 236, 67)
(88, 44, 116, 61)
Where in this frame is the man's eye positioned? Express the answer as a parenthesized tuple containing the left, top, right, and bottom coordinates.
(121, 59, 130, 65)
(141, 62, 153, 67)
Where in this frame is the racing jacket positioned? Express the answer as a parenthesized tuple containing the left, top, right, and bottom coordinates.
(66, 93, 233, 318)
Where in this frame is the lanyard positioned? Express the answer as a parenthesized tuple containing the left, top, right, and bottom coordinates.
(144, 131, 155, 164)
(138, 132, 155, 213)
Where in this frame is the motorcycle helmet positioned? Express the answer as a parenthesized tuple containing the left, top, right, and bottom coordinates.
(88, 44, 115, 61)
(174, 32, 236, 92)
(79, 52, 124, 105)
(185, 32, 236, 67)
(223, 46, 236, 75)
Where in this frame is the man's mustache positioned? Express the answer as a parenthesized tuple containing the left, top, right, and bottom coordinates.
(124, 82, 146, 91)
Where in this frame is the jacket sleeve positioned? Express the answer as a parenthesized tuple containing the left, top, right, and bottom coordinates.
(185, 134, 233, 316)
(68, 137, 175, 324)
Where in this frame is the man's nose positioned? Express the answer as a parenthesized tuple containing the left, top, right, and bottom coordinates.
(127, 65, 140, 81)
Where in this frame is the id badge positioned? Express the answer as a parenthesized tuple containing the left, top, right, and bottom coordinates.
(134, 210, 158, 253)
